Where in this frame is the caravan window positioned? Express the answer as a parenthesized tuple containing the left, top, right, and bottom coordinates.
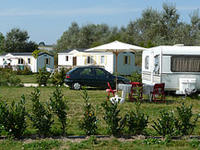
(145, 56, 149, 70)
(171, 56, 200, 72)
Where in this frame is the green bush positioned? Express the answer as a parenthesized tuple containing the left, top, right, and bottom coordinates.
(0, 68, 21, 86)
(80, 90, 98, 135)
(175, 103, 199, 135)
(29, 88, 53, 136)
(23, 140, 61, 150)
(7, 74, 21, 86)
(127, 72, 142, 83)
(50, 67, 70, 86)
(101, 100, 126, 136)
(50, 86, 68, 135)
(0, 95, 27, 138)
(36, 68, 50, 86)
(16, 65, 32, 75)
(126, 102, 148, 135)
(152, 110, 176, 136)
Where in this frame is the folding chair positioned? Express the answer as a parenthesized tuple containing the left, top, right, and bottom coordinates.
(106, 82, 116, 100)
(129, 82, 143, 101)
(150, 83, 165, 102)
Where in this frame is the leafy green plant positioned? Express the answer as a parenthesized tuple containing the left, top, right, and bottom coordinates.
(23, 140, 61, 150)
(101, 100, 126, 136)
(50, 67, 69, 86)
(152, 110, 176, 136)
(0, 95, 27, 138)
(32, 49, 41, 59)
(50, 86, 68, 135)
(189, 139, 200, 148)
(29, 88, 53, 136)
(80, 89, 98, 135)
(143, 138, 163, 145)
(126, 102, 148, 135)
(7, 74, 21, 86)
(16, 65, 32, 75)
(36, 67, 50, 86)
(127, 72, 142, 83)
(175, 103, 199, 135)
(0, 68, 21, 86)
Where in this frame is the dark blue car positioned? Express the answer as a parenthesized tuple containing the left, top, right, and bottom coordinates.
(64, 66, 130, 90)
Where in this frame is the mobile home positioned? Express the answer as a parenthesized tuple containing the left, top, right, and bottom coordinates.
(142, 45, 200, 94)
(0, 52, 54, 72)
(58, 49, 140, 75)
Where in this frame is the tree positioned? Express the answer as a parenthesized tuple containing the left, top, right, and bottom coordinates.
(56, 22, 80, 51)
(127, 8, 162, 47)
(189, 10, 200, 45)
(0, 32, 5, 53)
(55, 3, 200, 51)
(4, 28, 38, 52)
(160, 3, 180, 44)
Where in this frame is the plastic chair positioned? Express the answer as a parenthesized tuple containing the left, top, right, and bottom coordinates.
(106, 82, 116, 100)
(129, 82, 143, 101)
(150, 83, 165, 102)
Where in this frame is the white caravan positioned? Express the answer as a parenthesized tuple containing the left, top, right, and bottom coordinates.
(142, 45, 200, 95)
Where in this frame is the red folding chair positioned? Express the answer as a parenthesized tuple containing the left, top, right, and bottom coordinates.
(129, 82, 143, 101)
(150, 83, 165, 102)
(106, 82, 116, 100)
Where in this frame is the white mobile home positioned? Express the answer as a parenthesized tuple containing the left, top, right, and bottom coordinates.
(58, 49, 140, 75)
(0, 52, 54, 72)
(142, 45, 200, 94)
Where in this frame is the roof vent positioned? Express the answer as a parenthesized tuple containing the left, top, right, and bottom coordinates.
(173, 44, 184, 46)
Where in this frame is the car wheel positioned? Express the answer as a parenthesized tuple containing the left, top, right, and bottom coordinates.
(72, 82, 81, 90)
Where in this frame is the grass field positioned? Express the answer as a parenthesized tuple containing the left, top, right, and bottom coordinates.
(16, 74, 37, 83)
(0, 137, 200, 150)
(0, 86, 200, 149)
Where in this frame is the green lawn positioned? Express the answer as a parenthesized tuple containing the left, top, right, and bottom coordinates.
(0, 86, 200, 149)
(0, 137, 199, 150)
(17, 74, 37, 83)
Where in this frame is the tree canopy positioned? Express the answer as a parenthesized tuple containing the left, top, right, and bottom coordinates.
(56, 3, 200, 52)
(1, 28, 38, 53)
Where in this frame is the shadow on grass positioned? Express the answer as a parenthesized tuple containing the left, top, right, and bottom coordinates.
(81, 87, 106, 91)
(126, 99, 176, 104)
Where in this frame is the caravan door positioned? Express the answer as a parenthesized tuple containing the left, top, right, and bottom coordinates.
(152, 49, 162, 83)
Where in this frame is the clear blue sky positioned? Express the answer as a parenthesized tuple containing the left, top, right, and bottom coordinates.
(0, 0, 199, 44)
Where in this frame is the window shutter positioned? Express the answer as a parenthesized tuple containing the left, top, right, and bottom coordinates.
(123, 56, 125, 65)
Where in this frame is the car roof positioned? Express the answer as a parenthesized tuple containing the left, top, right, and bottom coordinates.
(74, 66, 104, 69)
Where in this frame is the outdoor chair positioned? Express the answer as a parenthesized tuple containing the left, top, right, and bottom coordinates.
(106, 82, 116, 100)
(129, 82, 143, 101)
(150, 83, 165, 102)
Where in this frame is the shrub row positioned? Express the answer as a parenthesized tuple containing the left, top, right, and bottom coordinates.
(0, 87, 67, 138)
(0, 88, 199, 139)
(0, 67, 71, 87)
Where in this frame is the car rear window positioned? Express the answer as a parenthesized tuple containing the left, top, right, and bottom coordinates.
(68, 68, 82, 76)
